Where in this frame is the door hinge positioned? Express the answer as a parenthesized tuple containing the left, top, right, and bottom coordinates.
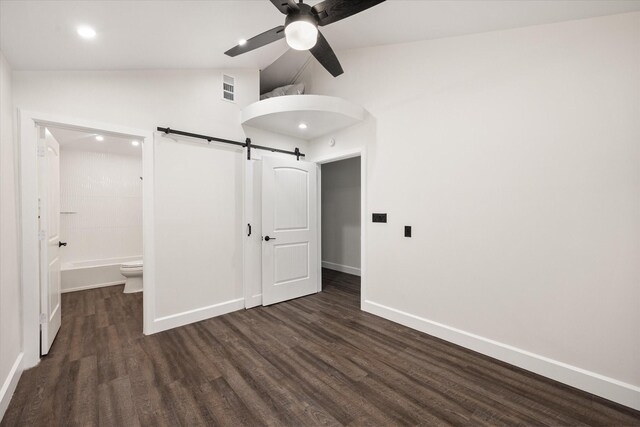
(37, 146, 46, 157)
(40, 313, 47, 324)
(38, 230, 46, 240)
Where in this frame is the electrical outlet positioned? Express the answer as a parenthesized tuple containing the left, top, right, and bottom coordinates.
(404, 226, 412, 237)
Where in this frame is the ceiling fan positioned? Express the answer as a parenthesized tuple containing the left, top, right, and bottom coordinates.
(224, 0, 386, 77)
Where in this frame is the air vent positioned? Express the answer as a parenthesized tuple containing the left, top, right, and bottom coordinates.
(223, 74, 235, 102)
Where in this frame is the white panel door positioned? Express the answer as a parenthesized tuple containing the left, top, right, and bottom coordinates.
(39, 129, 62, 354)
(262, 156, 318, 306)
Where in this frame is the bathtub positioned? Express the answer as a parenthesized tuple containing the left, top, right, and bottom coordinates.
(61, 256, 141, 293)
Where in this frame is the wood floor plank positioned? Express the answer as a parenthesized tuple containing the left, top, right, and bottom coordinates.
(198, 377, 263, 426)
(98, 377, 140, 427)
(3, 275, 639, 427)
(125, 341, 181, 427)
(184, 323, 292, 426)
(63, 355, 99, 427)
(96, 325, 128, 384)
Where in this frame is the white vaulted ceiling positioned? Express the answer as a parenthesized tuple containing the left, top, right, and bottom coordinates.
(1, 0, 640, 71)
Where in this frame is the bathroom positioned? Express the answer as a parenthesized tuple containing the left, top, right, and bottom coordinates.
(45, 126, 144, 296)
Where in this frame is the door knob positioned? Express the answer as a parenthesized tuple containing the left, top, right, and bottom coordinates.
(264, 236, 276, 241)
(58, 241, 67, 247)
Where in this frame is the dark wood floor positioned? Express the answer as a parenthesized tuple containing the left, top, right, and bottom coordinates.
(3, 269, 639, 426)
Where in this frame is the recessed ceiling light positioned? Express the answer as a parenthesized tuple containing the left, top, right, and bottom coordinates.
(298, 123, 308, 130)
(77, 26, 97, 39)
(238, 39, 248, 46)
(95, 135, 104, 141)
(131, 140, 140, 147)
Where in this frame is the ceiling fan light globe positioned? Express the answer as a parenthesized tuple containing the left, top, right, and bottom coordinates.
(285, 20, 318, 50)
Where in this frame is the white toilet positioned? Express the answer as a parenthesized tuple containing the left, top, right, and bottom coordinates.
(120, 259, 143, 293)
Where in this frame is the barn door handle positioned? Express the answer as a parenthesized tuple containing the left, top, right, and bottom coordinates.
(264, 236, 276, 241)
(58, 241, 67, 247)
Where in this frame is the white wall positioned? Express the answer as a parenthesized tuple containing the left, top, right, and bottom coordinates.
(298, 12, 640, 409)
(13, 69, 308, 333)
(13, 69, 257, 141)
(321, 156, 361, 275)
(59, 148, 142, 266)
(0, 51, 22, 420)
(153, 135, 244, 319)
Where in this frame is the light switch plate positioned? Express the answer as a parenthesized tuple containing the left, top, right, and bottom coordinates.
(372, 213, 387, 223)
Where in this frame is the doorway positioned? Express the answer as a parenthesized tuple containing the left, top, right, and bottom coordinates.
(319, 155, 362, 299)
(38, 125, 145, 354)
(19, 110, 154, 368)
(320, 156, 361, 276)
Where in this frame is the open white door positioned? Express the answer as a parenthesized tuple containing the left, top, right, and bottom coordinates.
(38, 127, 62, 354)
(262, 156, 318, 306)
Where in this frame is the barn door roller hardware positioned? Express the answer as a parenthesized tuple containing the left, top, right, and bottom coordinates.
(157, 127, 304, 161)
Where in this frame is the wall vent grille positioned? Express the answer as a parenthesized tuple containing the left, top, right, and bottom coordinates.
(223, 74, 235, 102)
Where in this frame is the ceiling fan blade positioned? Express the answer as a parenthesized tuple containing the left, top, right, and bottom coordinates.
(269, 0, 299, 14)
(312, 0, 385, 26)
(225, 26, 285, 57)
(309, 31, 344, 77)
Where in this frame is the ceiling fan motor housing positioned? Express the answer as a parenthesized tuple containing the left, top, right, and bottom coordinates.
(284, 3, 318, 29)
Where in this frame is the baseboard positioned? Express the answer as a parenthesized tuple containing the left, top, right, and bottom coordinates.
(322, 261, 361, 276)
(61, 280, 125, 294)
(150, 298, 245, 334)
(0, 352, 23, 421)
(245, 293, 262, 309)
(362, 300, 640, 411)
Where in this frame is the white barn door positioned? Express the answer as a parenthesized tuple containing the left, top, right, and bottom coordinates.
(39, 128, 62, 354)
(262, 156, 318, 306)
